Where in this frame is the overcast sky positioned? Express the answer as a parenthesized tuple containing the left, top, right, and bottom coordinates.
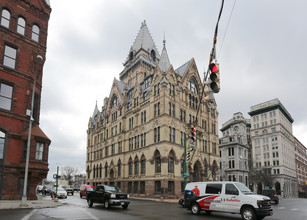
(41, 0, 307, 180)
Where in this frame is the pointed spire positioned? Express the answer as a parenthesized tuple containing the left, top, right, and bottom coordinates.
(158, 38, 171, 72)
(126, 21, 160, 62)
(92, 101, 99, 119)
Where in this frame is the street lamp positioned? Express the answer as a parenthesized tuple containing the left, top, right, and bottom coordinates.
(21, 55, 43, 206)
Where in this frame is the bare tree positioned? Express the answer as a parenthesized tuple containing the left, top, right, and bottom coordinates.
(62, 166, 78, 185)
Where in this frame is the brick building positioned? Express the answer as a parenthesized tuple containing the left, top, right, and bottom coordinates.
(294, 136, 307, 198)
(0, 0, 51, 200)
(86, 21, 220, 198)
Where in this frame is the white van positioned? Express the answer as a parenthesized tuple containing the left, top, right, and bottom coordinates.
(184, 181, 273, 220)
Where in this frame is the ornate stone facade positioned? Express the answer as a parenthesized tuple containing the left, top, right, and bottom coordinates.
(86, 22, 219, 198)
(219, 112, 251, 186)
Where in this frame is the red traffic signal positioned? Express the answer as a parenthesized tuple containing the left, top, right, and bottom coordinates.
(190, 127, 196, 143)
(209, 63, 217, 73)
(208, 63, 220, 93)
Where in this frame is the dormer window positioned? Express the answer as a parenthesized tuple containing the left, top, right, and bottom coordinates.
(144, 77, 151, 89)
(129, 51, 133, 61)
(151, 50, 156, 62)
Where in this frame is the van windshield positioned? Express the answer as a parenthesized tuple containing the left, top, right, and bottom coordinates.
(235, 183, 253, 195)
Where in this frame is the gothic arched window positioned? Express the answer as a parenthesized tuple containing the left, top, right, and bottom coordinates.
(189, 78, 198, 94)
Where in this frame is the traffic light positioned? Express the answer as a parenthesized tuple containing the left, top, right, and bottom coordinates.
(207, 63, 220, 93)
(190, 127, 196, 145)
(187, 150, 191, 161)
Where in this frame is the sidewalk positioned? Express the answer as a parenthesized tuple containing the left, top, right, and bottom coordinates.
(131, 196, 178, 204)
(0, 194, 66, 210)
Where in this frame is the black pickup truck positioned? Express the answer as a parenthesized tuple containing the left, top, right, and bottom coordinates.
(87, 184, 130, 209)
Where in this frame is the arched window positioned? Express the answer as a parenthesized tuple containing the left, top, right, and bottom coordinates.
(128, 161, 133, 176)
(141, 158, 146, 175)
(262, 129, 268, 135)
(168, 157, 174, 173)
(105, 163, 108, 178)
(129, 51, 133, 61)
(17, 17, 26, 35)
(87, 166, 90, 179)
(204, 160, 208, 177)
(155, 157, 161, 173)
(31, 24, 40, 42)
(0, 130, 6, 159)
(151, 50, 156, 62)
(117, 160, 122, 177)
(181, 158, 184, 175)
(99, 164, 102, 178)
(111, 95, 118, 108)
(189, 78, 198, 94)
(1, 9, 10, 28)
(134, 160, 139, 176)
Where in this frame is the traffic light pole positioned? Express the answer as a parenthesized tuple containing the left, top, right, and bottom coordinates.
(55, 166, 59, 202)
(184, 133, 187, 187)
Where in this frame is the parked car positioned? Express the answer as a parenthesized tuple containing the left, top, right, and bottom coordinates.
(61, 185, 74, 196)
(86, 184, 130, 209)
(42, 185, 53, 195)
(184, 181, 273, 220)
(51, 186, 67, 199)
(262, 189, 279, 204)
(36, 185, 43, 194)
(73, 187, 80, 192)
(80, 184, 94, 198)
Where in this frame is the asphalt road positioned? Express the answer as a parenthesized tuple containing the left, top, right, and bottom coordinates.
(0, 194, 307, 220)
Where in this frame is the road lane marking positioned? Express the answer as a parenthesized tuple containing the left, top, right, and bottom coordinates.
(277, 207, 285, 209)
(80, 208, 99, 220)
(291, 208, 299, 211)
(21, 209, 37, 220)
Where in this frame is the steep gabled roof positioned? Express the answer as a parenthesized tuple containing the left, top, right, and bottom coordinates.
(158, 42, 171, 72)
(131, 21, 160, 57)
(175, 60, 191, 77)
(115, 79, 130, 94)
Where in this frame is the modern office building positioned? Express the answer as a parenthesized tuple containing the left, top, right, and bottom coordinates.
(219, 112, 251, 186)
(248, 98, 297, 197)
(294, 136, 307, 198)
(86, 21, 220, 198)
(0, 0, 51, 200)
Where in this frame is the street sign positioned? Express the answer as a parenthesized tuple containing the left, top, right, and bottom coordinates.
(182, 173, 190, 178)
(53, 174, 61, 179)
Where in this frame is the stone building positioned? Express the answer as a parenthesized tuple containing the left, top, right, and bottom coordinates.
(86, 21, 219, 198)
(248, 98, 297, 197)
(294, 136, 307, 198)
(0, 0, 51, 200)
(219, 112, 251, 186)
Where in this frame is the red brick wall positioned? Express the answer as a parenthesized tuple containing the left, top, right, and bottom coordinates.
(0, 0, 51, 200)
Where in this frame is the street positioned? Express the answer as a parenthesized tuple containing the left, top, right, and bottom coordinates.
(0, 194, 307, 220)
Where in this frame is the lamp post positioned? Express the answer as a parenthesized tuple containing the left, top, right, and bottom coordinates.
(21, 55, 43, 206)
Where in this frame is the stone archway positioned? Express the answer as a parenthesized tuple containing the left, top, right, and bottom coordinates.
(275, 182, 281, 195)
(257, 182, 263, 194)
(109, 169, 114, 185)
(193, 161, 202, 182)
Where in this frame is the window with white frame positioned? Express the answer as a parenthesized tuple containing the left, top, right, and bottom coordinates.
(3, 45, 17, 69)
(17, 17, 26, 35)
(0, 82, 13, 111)
(1, 9, 10, 28)
(35, 142, 44, 161)
(31, 24, 40, 42)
